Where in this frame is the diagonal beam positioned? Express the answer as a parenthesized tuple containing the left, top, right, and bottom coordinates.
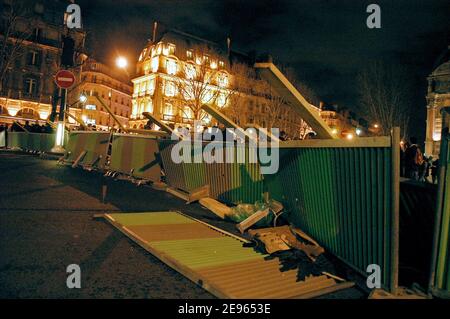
(254, 62, 336, 139)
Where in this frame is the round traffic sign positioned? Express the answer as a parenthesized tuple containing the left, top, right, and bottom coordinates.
(55, 69, 76, 89)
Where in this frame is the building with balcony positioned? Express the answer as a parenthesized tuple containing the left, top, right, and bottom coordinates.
(72, 58, 132, 129)
(0, 0, 85, 126)
(129, 26, 315, 138)
(425, 45, 450, 157)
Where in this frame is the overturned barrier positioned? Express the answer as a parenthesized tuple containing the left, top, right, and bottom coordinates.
(6, 131, 56, 153)
(262, 133, 400, 293)
(64, 131, 110, 170)
(109, 133, 161, 182)
(158, 140, 264, 204)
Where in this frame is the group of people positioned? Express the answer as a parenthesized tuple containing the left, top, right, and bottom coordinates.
(401, 137, 439, 184)
(8, 121, 54, 134)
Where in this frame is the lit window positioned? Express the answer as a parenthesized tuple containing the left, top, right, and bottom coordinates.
(139, 48, 147, 61)
(202, 90, 213, 103)
(147, 78, 155, 94)
(140, 81, 146, 92)
(151, 57, 159, 72)
(219, 60, 224, 68)
(217, 93, 226, 107)
(131, 101, 138, 117)
(182, 86, 193, 100)
(168, 44, 176, 55)
(217, 74, 228, 87)
(165, 81, 176, 97)
(182, 106, 193, 119)
(139, 101, 145, 115)
(185, 64, 196, 79)
(145, 100, 153, 113)
(210, 60, 217, 69)
(164, 103, 174, 115)
(186, 50, 193, 59)
(133, 83, 139, 94)
(204, 55, 210, 63)
(166, 59, 177, 75)
(156, 43, 162, 55)
(196, 56, 203, 65)
(85, 104, 96, 110)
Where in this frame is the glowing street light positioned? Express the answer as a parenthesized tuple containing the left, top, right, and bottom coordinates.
(116, 56, 128, 69)
(79, 93, 87, 103)
(331, 128, 338, 135)
(346, 133, 354, 140)
(355, 128, 362, 136)
(373, 123, 379, 129)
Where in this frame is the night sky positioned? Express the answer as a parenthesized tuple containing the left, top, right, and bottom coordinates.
(76, 0, 450, 140)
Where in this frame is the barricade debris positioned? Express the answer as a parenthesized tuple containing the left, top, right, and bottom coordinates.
(248, 225, 325, 262)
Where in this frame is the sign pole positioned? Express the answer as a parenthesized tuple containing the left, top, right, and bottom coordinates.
(52, 69, 75, 153)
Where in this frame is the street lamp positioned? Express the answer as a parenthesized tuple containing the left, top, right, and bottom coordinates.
(116, 56, 128, 69)
(355, 128, 362, 136)
(79, 93, 87, 103)
(346, 133, 354, 140)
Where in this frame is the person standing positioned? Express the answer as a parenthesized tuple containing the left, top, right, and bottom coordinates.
(404, 137, 423, 181)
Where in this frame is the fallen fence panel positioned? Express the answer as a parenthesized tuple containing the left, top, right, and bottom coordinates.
(109, 133, 161, 182)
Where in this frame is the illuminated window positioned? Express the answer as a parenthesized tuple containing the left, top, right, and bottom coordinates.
(139, 101, 145, 115)
(145, 100, 153, 113)
(166, 59, 177, 75)
(182, 106, 193, 119)
(202, 90, 213, 103)
(85, 104, 96, 110)
(217, 93, 226, 107)
(140, 81, 146, 92)
(165, 81, 176, 97)
(164, 103, 174, 115)
(168, 44, 176, 55)
(182, 86, 193, 100)
(210, 60, 217, 69)
(204, 55, 210, 63)
(156, 43, 162, 55)
(217, 74, 228, 87)
(185, 64, 196, 79)
(186, 50, 193, 59)
(219, 60, 224, 68)
(139, 48, 147, 61)
(133, 83, 139, 94)
(131, 101, 138, 117)
(147, 78, 155, 94)
(151, 57, 159, 72)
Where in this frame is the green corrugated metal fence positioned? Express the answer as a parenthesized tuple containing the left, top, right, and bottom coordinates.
(158, 140, 264, 204)
(109, 133, 161, 182)
(431, 134, 450, 296)
(6, 132, 56, 153)
(262, 137, 397, 291)
(64, 131, 110, 170)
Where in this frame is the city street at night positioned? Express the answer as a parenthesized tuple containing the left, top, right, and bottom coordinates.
(1, 0, 450, 312)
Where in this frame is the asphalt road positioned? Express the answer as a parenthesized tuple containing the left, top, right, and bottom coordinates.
(0, 151, 365, 299)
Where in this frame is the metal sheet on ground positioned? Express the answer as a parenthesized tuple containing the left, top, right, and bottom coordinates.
(102, 211, 353, 298)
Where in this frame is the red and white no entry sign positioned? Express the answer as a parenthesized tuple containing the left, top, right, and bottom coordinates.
(55, 69, 76, 89)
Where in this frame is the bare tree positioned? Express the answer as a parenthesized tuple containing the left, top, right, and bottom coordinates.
(0, 0, 35, 93)
(357, 60, 412, 136)
(224, 62, 255, 125)
(256, 79, 285, 131)
(173, 44, 225, 123)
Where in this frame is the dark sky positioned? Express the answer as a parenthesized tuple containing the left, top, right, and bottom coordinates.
(76, 0, 450, 139)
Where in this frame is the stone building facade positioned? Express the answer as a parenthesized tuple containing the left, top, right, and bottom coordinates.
(0, 0, 85, 125)
(425, 46, 450, 157)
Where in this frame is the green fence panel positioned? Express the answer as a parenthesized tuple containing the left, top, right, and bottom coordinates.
(263, 143, 395, 290)
(65, 131, 110, 170)
(158, 140, 263, 204)
(0, 131, 5, 148)
(434, 135, 450, 294)
(110, 133, 161, 182)
(6, 132, 56, 152)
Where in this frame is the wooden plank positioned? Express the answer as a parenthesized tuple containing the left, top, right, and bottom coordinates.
(236, 208, 270, 234)
(187, 185, 210, 204)
(199, 197, 232, 219)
